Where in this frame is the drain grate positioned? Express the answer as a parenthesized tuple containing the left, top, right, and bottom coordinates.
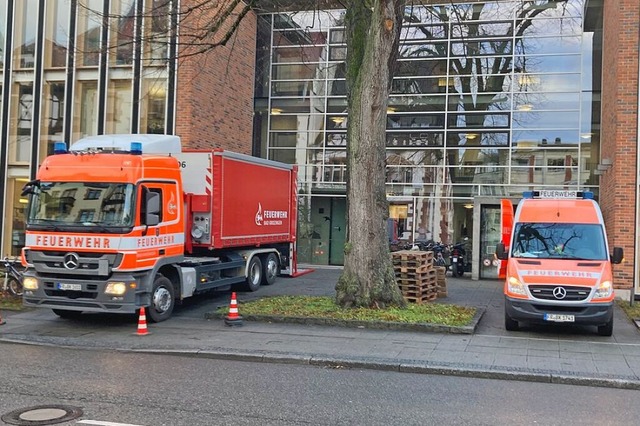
(1, 405, 83, 425)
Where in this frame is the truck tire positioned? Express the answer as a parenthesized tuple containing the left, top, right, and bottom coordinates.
(597, 317, 614, 336)
(52, 309, 83, 319)
(147, 275, 175, 323)
(504, 311, 519, 331)
(245, 256, 263, 292)
(262, 253, 279, 285)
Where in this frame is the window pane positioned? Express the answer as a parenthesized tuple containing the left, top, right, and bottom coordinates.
(140, 77, 166, 134)
(77, 0, 103, 67)
(44, 1, 71, 68)
(40, 81, 65, 163)
(111, 0, 136, 65)
(13, 0, 40, 68)
(106, 80, 132, 134)
(73, 80, 98, 140)
(143, 0, 169, 64)
(9, 83, 33, 163)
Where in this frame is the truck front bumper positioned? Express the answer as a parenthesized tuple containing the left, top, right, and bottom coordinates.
(22, 272, 148, 314)
(505, 296, 613, 327)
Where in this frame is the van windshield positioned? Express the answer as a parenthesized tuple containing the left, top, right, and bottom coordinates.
(511, 223, 607, 260)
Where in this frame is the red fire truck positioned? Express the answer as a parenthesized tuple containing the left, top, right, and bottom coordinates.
(20, 134, 299, 322)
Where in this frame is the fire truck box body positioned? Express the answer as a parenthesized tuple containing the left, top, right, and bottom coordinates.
(176, 150, 296, 250)
(20, 134, 298, 322)
(496, 190, 623, 336)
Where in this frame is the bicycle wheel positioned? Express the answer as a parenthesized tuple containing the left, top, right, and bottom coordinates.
(7, 276, 23, 297)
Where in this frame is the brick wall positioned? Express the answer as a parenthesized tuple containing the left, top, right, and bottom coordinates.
(174, 1, 257, 154)
(600, 0, 640, 289)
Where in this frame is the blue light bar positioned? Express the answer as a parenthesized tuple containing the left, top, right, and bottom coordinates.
(130, 142, 143, 155)
(522, 191, 535, 198)
(581, 191, 594, 199)
(53, 142, 67, 154)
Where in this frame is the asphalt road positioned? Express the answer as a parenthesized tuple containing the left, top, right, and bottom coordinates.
(1, 343, 640, 426)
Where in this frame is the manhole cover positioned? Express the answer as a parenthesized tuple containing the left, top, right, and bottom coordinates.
(1, 405, 83, 425)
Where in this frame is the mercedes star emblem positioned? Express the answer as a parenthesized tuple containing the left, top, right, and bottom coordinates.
(63, 253, 80, 270)
(552, 286, 567, 300)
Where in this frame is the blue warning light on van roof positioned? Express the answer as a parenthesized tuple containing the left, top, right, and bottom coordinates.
(523, 190, 594, 200)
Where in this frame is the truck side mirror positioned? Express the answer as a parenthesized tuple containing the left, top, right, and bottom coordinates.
(145, 191, 160, 226)
(611, 247, 624, 264)
(495, 242, 508, 260)
(21, 179, 40, 196)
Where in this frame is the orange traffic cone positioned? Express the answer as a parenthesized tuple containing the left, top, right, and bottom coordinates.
(224, 292, 243, 326)
(136, 307, 150, 335)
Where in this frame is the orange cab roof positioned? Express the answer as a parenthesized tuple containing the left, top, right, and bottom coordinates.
(516, 198, 601, 224)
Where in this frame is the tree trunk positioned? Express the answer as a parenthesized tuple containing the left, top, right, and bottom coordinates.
(336, 0, 406, 309)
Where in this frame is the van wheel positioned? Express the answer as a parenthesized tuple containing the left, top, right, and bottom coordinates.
(505, 311, 519, 331)
(147, 275, 175, 323)
(245, 256, 263, 292)
(262, 253, 279, 285)
(597, 317, 614, 336)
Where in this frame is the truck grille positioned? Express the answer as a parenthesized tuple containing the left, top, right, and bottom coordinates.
(27, 251, 122, 278)
(528, 285, 591, 301)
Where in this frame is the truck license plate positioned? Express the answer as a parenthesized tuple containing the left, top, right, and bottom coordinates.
(544, 313, 575, 322)
(452, 258, 458, 263)
(57, 283, 82, 291)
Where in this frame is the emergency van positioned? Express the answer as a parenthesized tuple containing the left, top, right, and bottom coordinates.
(495, 190, 623, 336)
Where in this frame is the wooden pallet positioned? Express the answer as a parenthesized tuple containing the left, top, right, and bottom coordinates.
(393, 264, 432, 274)
(391, 250, 434, 262)
(402, 292, 437, 304)
(395, 268, 437, 279)
(396, 275, 437, 286)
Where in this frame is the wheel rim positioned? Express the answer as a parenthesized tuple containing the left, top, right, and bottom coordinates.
(152, 286, 172, 313)
(9, 279, 22, 296)
(266, 258, 278, 281)
(250, 261, 261, 285)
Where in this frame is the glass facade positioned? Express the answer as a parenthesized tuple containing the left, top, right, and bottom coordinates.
(0, 0, 173, 256)
(254, 1, 602, 266)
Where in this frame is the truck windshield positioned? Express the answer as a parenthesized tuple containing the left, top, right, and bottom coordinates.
(27, 182, 135, 229)
(511, 223, 607, 260)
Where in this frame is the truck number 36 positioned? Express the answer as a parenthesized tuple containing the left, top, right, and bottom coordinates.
(179, 161, 187, 168)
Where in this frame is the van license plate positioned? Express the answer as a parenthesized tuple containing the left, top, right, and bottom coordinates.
(544, 313, 575, 322)
(57, 283, 82, 291)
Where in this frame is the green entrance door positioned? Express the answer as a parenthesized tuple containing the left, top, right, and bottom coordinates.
(329, 198, 346, 265)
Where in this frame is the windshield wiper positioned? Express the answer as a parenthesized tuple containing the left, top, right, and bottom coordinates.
(29, 218, 64, 231)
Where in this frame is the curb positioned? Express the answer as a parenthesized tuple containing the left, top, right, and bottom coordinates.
(151, 350, 640, 391)
(203, 308, 485, 334)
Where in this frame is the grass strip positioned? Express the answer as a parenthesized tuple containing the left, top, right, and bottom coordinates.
(218, 295, 476, 327)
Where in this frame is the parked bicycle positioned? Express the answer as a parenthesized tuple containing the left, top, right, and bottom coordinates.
(2, 257, 24, 297)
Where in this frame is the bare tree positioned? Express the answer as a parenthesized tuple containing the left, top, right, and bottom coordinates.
(334, 0, 407, 309)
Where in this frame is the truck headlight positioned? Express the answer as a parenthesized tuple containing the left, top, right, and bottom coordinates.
(507, 276, 527, 296)
(23, 277, 38, 290)
(105, 282, 127, 296)
(594, 280, 612, 299)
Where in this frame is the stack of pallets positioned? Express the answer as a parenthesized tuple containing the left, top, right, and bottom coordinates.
(391, 250, 438, 304)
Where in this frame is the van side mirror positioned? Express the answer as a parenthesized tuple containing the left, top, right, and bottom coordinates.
(611, 247, 624, 264)
(145, 191, 160, 226)
(495, 242, 508, 260)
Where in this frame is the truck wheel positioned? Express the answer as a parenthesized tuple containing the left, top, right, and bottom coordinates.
(147, 275, 175, 323)
(52, 309, 83, 319)
(262, 253, 279, 285)
(597, 317, 614, 336)
(505, 311, 519, 331)
(245, 256, 263, 292)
